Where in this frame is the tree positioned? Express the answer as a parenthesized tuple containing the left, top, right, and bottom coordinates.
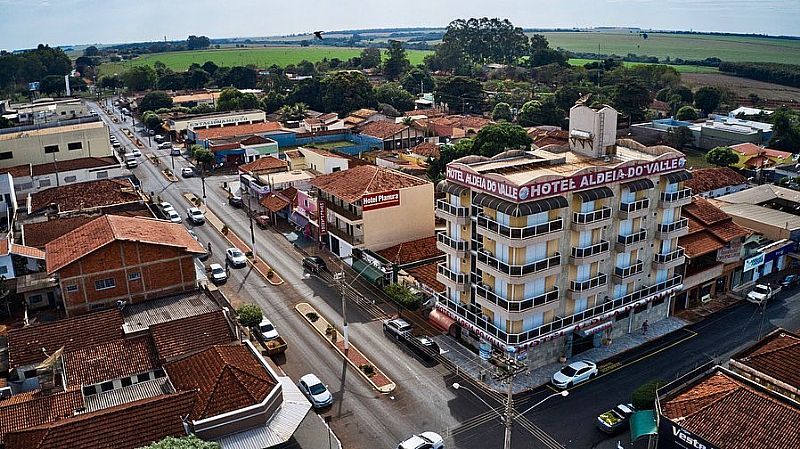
(201, 61, 219, 76)
(279, 103, 308, 122)
(122, 65, 157, 91)
(517, 99, 564, 127)
(705, 146, 739, 167)
(442, 17, 529, 64)
(139, 91, 173, 113)
(434, 76, 484, 114)
(667, 126, 695, 149)
(384, 283, 422, 310)
(553, 85, 582, 111)
(612, 77, 651, 122)
(768, 107, 800, 152)
(631, 380, 666, 410)
(320, 71, 375, 116)
(222, 66, 257, 89)
(142, 435, 220, 449)
(529, 48, 568, 68)
(675, 105, 699, 121)
(424, 40, 470, 75)
(374, 83, 415, 112)
(186, 69, 210, 89)
(83, 45, 99, 57)
(383, 40, 410, 81)
(491, 102, 513, 122)
(99, 74, 122, 90)
(238, 93, 260, 110)
(143, 112, 162, 131)
(186, 35, 211, 50)
(39, 75, 67, 96)
(360, 47, 381, 69)
(694, 86, 722, 115)
(400, 66, 434, 95)
(216, 88, 244, 111)
(427, 138, 474, 181)
(472, 122, 532, 157)
(157, 72, 186, 91)
(530, 34, 549, 51)
(237, 304, 263, 328)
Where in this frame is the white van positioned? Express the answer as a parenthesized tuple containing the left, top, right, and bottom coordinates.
(124, 154, 138, 169)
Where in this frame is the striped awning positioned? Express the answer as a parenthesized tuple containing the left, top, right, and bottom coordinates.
(623, 178, 655, 192)
(473, 193, 568, 217)
(575, 186, 615, 202)
(436, 180, 469, 196)
(663, 170, 692, 184)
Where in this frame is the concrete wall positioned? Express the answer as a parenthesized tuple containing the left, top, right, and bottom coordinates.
(569, 105, 618, 157)
(300, 148, 349, 174)
(363, 183, 434, 251)
(0, 121, 113, 168)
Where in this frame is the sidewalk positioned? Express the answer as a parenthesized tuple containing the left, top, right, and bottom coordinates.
(433, 316, 690, 394)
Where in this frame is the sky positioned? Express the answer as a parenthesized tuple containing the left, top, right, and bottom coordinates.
(0, 0, 798, 50)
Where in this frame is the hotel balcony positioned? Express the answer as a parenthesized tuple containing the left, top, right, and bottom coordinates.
(615, 229, 648, 252)
(613, 260, 645, 281)
(325, 200, 362, 223)
(571, 207, 612, 231)
(618, 198, 651, 220)
(474, 283, 559, 313)
(475, 213, 563, 247)
(569, 240, 611, 265)
(435, 199, 470, 225)
(436, 232, 469, 256)
(659, 188, 693, 208)
(653, 247, 686, 270)
(475, 249, 561, 282)
(656, 218, 690, 240)
(568, 273, 608, 300)
(327, 226, 364, 246)
(436, 263, 469, 292)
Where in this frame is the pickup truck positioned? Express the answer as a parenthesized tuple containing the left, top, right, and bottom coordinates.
(746, 284, 780, 305)
(252, 319, 288, 357)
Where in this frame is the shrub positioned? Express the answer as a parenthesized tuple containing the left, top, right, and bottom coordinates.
(360, 364, 375, 377)
(237, 304, 263, 328)
(632, 379, 666, 410)
(305, 312, 319, 322)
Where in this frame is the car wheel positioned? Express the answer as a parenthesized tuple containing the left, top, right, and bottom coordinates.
(591, 372, 598, 379)
(567, 381, 573, 388)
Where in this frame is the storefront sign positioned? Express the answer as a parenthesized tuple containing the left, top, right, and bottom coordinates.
(743, 253, 765, 272)
(362, 190, 400, 211)
(716, 239, 742, 264)
(658, 418, 720, 449)
(764, 240, 795, 264)
(317, 200, 328, 237)
(446, 156, 686, 202)
(188, 115, 254, 129)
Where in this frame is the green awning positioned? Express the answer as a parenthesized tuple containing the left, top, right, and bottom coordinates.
(353, 259, 384, 284)
(630, 410, 658, 442)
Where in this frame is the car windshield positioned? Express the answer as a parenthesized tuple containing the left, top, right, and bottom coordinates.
(560, 366, 578, 376)
(753, 286, 769, 294)
(611, 407, 626, 419)
(212, 267, 224, 275)
(261, 323, 274, 332)
(231, 250, 242, 257)
(308, 382, 326, 395)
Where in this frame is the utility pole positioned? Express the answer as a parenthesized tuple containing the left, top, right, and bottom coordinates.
(245, 189, 257, 262)
(334, 271, 348, 352)
(493, 349, 528, 449)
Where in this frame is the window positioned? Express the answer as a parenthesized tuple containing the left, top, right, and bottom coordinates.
(64, 176, 77, 183)
(128, 272, 141, 281)
(82, 385, 97, 396)
(332, 167, 341, 172)
(100, 381, 114, 392)
(67, 142, 83, 151)
(44, 145, 59, 154)
(24, 369, 38, 379)
(28, 294, 43, 304)
(94, 278, 115, 290)
(120, 377, 133, 387)
(66, 284, 78, 293)
(136, 373, 151, 383)
(89, 303, 107, 311)
(0, 152, 12, 160)
(38, 179, 51, 188)
(95, 171, 108, 179)
(0, 266, 7, 275)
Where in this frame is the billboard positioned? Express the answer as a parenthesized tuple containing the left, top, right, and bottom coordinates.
(658, 417, 720, 449)
(362, 190, 400, 211)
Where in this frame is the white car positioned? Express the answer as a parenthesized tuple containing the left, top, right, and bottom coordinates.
(746, 284, 773, 304)
(181, 167, 194, 178)
(130, 148, 142, 157)
(552, 360, 598, 389)
(398, 432, 445, 449)
(226, 247, 247, 268)
(187, 207, 205, 225)
(257, 318, 279, 340)
(165, 209, 182, 224)
(158, 141, 173, 150)
(298, 373, 333, 409)
(209, 263, 227, 284)
(159, 202, 175, 212)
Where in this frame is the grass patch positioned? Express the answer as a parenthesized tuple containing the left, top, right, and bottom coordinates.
(682, 147, 713, 169)
(568, 58, 719, 74)
(310, 140, 353, 150)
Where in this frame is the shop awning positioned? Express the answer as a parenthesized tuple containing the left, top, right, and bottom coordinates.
(575, 186, 614, 202)
(575, 320, 613, 338)
(472, 193, 568, 217)
(630, 410, 658, 442)
(663, 170, 692, 184)
(436, 180, 469, 196)
(289, 211, 309, 228)
(623, 178, 655, 192)
(429, 309, 456, 334)
(352, 259, 385, 284)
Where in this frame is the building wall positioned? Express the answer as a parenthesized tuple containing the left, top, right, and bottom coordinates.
(380, 127, 426, 151)
(569, 105, 618, 157)
(56, 241, 197, 315)
(0, 122, 113, 168)
(26, 164, 125, 193)
(697, 184, 749, 199)
(0, 173, 17, 225)
(300, 148, 349, 174)
(0, 254, 15, 278)
(177, 110, 267, 135)
(363, 183, 434, 251)
(726, 215, 796, 241)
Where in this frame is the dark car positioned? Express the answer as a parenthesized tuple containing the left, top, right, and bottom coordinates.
(302, 256, 327, 273)
(780, 274, 798, 288)
(228, 195, 243, 208)
(406, 335, 441, 363)
(596, 403, 636, 434)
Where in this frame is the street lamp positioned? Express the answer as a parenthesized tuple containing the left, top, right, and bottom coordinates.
(516, 390, 569, 417)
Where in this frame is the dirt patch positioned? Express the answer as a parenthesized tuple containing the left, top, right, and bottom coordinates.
(682, 73, 800, 103)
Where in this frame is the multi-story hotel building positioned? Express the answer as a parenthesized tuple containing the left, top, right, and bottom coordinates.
(434, 103, 691, 367)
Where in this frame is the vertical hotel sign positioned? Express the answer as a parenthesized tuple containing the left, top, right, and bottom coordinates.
(317, 200, 328, 238)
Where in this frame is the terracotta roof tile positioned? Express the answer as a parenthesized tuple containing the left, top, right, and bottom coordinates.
(0, 389, 84, 445)
(237, 156, 287, 174)
(731, 142, 791, 159)
(405, 261, 445, 293)
(31, 157, 119, 177)
(709, 220, 750, 241)
(30, 179, 141, 214)
(680, 230, 725, 258)
(9, 242, 45, 259)
(149, 310, 235, 361)
(358, 120, 408, 140)
(349, 108, 378, 119)
(165, 344, 277, 420)
(7, 310, 125, 367)
(429, 115, 492, 130)
(45, 215, 205, 273)
(376, 236, 442, 265)
(685, 167, 748, 194)
(311, 164, 429, 203)
(528, 128, 569, 148)
(409, 142, 440, 159)
(650, 99, 671, 111)
(404, 109, 445, 118)
(0, 164, 33, 178)
(22, 216, 96, 250)
(260, 194, 290, 213)
(732, 328, 800, 391)
(194, 121, 282, 140)
(683, 197, 731, 225)
(4, 391, 196, 449)
(63, 336, 159, 386)
(276, 186, 298, 203)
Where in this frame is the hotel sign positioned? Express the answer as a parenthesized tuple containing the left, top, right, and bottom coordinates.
(446, 156, 686, 202)
(188, 115, 254, 129)
(362, 190, 400, 211)
(317, 200, 328, 237)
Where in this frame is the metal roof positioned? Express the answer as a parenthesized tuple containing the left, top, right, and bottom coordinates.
(718, 203, 800, 230)
(122, 291, 220, 334)
(82, 376, 174, 413)
(623, 178, 655, 192)
(574, 186, 615, 202)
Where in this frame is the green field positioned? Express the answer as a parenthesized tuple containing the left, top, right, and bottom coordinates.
(568, 58, 718, 73)
(542, 32, 800, 65)
(98, 46, 431, 76)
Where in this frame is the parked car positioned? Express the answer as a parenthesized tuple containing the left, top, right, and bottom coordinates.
(226, 247, 247, 268)
(187, 207, 205, 225)
(780, 275, 798, 288)
(154, 134, 165, 143)
(552, 360, 598, 389)
(406, 336, 441, 363)
(596, 403, 636, 434)
(302, 256, 327, 273)
(130, 148, 142, 157)
(124, 157, 138, 169)
(209, 263, 227, 284)
(383, 318, 412, 340)
(187, 229, 199, 240)
(256, 318, 279, 341)
(170, 148, 181, 157)
(228, 195, 243, 208)
(746, 284, 775, 304)
(165, 209, 182, 224)
(255, 215, 270, 229)
(181, 167, 194, 178)
(157, 141, 172, 150)
(159, 202, 175, 213)
(298, 373, 333, 409)
(397, 432, 444, 449)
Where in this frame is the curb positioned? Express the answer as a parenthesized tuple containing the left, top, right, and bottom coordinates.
(295, 302, 396, 394)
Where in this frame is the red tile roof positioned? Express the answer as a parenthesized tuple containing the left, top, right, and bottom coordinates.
(150, 310, 235, 361)
(31, 157, 119, 177)
(63, 336, 159, 386)
(405, 261, 445, 293)
(237, 156, 287, 174)
(732, 328, 800, 391)
(429, 115, 492, 130)
(22, 216, 96, 249)
(311, 164, 429, 203)
(260, 194, 290, 213)
(194, 121, 282, 141)
(528, 128, 569, 148)
(683, 197, 730, 225)
(7, 309, 125, 367)
(409, 142, 440, 159)
(680, 197, 750, 257)
(404, 109, 446, 118)
(4, 391, 196, 449)
(685, 167, 748, 194)
(358, 120, 408, 140)
(376, 236, 442, 265)
(680, 230, 725, 258)
(46, 215, 206, 273)
(731, 142, 791, 159)
(165, 344, 277, 420)
(0, 389, 84, 445)
(661, 370, 800, 449)
(1, 164, 33, 178)
(650, 99, 671, 111)
(0, 238, 46, 259)
(30, 179, 140, 215)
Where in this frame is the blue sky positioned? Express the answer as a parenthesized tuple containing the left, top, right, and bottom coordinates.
(0, 0, 797, 50)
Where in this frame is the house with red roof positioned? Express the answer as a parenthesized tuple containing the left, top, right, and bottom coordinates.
(729, 142, 792, 169)
(357, 120, 426, 151)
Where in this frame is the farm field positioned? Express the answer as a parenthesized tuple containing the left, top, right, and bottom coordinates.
(97, 46, 431, 75)
(682, 73, 800, 102)
(567, 58, 718, 73)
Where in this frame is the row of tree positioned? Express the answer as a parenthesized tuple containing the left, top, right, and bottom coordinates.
(0, 45, 72, 94)
(719, 61, 800, 88)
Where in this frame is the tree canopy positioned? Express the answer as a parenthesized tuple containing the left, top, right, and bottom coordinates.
(237, 304, 262, 328)
(472, 122, 532, 157)
(441, 17, 529, 64)
(186, 35, 211, 50)
(675, 105, 699, 121)
(517, 99, 564, 127)
(769, 107, 800, 152)
(0, 44, 72, 94)
(321, 71, 375, 116)
(400, 66, 434, 95)
(142, 435, 220, 449)
(139, 91, 173, 113)
(374, 83, 415, 112)
(705, 146, 739, 167)
(122, 65, 157, 91)
(694, 86, 722, 115)
(383, 40, 410, 81)
(433, 76, 484, 114)
(360, 47, 381, 69)
(491, 102, 513, 122)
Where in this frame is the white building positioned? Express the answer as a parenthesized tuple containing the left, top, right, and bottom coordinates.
(568, 103, 618, 158)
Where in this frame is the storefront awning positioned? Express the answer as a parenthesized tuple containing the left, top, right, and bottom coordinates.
(630, 410, 658, 442)
(429, 309, 456, 334)
(472, 193, 567, 217)
(575, 186, 614, 202)
(663, 170, 692, 184)
(436, 180, 469, 196)
(575, 320, 612, 338)
(353, 259, 385, 284)
(623, 178, 655, 192)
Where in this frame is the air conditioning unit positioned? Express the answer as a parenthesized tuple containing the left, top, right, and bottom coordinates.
(0, 386, 11, 400)
(701, 293, 712, 303)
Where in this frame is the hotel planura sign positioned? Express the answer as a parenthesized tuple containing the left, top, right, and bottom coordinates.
(362, 190, 401, 211)
(446, 156, 686, 202)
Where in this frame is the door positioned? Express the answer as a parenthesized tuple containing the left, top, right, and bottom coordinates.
(619, 219, 633, 236)
(581, 199, 595, 213)
(621, 188, 636, 203)
(528, 211, 548, 226)
(576, 263, 590, 282)
(616, 251, 631, 269)
(579, 230, 592, 248)
(524, 278, 546, 298)
(662, 207, 675, 225)
(526, 242, 546, 263)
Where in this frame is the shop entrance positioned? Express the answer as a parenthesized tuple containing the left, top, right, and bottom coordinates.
(572, 332, 596, 355)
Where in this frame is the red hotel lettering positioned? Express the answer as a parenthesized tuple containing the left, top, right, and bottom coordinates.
(362, 190, 401, 211)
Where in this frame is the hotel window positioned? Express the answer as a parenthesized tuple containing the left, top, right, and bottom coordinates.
(96, 171, 108, 179)
(94, 278, 116, 290)
(0, 152, 13, 160)
(67, 142, 83, 151)
(613, 283, 628, 299)
(44, 144, 59, 154)
(128, 272, 141, 281)
(39, 179, 51, 188)
(64, 176, 77, 183)
(574, 296, 589, 313)
(66, 284, 78, 293)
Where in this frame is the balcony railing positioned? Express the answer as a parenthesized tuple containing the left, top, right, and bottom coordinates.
(437, 263, 467, 285)
(573, 207, 612, 225)
(655, 247, 686, 264)
(614, 260, 644, 279)
(571, 240, 610, 259)
(325, 200, 362, 222)
(570, 273, 608, 292)
(476, 249, 561, 277)
(436, 275, 682, 346)
(658, 218, 689, 234)
(474, 283, 559, 313)
(437, 232, 469, 252)
(617, 230, 648, 247)
(436, 199, 469, 218)
(327, 226, 364, 245)
(620, 198, 650, 214)
(660, 188, 692, 203)
(476, 213, 563, 240)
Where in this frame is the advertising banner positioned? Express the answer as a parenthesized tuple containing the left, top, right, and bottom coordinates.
(743, 253, 765, 272)
(362, 190, 400, 211)
(716, 239, 742, 264)
(317, 200, 327, 237)
(658, 417, 720, 449)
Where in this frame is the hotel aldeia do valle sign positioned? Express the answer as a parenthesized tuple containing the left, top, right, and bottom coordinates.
(446, 156, 687, 202)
